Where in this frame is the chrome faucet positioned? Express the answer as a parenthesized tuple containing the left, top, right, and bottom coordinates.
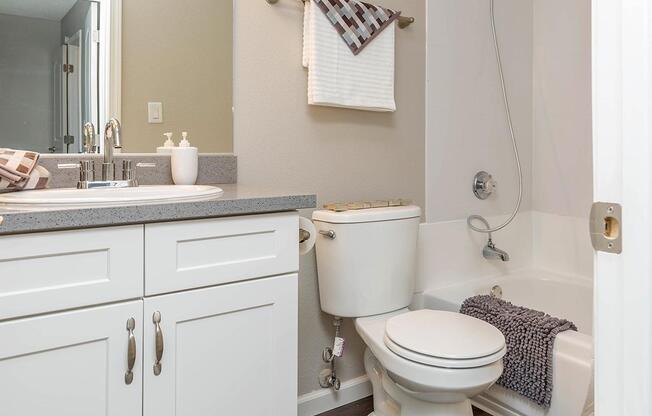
(82, 122, 98, 154)
(102, 118, 122, 180)
(483, 237, 510, 262)
(77, 118, 137, 189)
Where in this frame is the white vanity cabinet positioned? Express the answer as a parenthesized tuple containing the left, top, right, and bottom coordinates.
(0, 212, 299, 416)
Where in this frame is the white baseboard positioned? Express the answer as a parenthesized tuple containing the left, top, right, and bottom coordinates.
(298, 375, 372, 416)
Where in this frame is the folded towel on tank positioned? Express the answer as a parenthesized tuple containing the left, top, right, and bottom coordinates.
(0, 149, 51, 192)
(460, 294, 577, 409)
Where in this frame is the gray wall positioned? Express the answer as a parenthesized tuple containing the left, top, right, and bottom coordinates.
(0, 14, 61, 152)
(234, 0, 427, 396)
(60, 0, 90, 42)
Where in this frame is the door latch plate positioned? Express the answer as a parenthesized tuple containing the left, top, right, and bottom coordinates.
(590, 202, 622, 254)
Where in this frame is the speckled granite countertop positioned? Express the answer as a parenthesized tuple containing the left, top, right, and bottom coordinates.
(0, 184, 316, 236)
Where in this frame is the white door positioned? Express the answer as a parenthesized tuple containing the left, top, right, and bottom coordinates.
(143, 274, 298, 416)
(592, 0, 652, 414)
(0, 301, 143, 416)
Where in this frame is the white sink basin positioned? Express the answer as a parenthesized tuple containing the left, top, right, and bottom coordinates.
(0, 185, 223, 208)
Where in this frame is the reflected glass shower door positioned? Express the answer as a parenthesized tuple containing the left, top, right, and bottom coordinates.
(52, 1, 99, 154)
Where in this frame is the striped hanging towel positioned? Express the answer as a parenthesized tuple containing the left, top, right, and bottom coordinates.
(303, 0, 398, 111)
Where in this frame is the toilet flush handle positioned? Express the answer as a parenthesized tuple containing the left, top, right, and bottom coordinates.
(319, 230, 336, 240)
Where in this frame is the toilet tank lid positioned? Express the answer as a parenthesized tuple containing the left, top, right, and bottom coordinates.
(312, 206, 421, 224)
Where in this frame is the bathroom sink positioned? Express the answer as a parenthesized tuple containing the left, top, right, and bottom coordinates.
(0, 185, 223, 208)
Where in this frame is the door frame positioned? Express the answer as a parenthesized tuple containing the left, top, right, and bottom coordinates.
(66, 30, 82, 153)
(592, 0, 652, 414)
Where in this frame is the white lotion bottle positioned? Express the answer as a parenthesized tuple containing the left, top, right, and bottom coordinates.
(171, 131, 198, 185)
(157, 132, 176, 154)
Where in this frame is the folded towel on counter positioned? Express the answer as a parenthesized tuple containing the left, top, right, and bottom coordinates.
(0, 149, 50, 192)
(460, 295, 577, 409)
(303, 0, 398, 112)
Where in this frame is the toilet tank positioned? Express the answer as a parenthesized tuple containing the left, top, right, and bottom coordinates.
(312, 206, 421, 318)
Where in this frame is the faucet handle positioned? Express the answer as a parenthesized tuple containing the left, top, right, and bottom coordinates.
(122, 160, 135, 181)
(121, 160, 138, 186)
(79, 160, 95, 182)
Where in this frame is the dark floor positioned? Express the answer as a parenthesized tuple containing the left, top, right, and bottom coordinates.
(316, 396, 491, 416)
(317, 396, 374, 416)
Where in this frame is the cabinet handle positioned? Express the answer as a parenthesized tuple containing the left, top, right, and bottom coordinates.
(153, 311, 164, 376)
(125, 317, 136, 385)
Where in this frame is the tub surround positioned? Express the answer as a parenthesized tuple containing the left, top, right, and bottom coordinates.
(0, 184, 315, 235)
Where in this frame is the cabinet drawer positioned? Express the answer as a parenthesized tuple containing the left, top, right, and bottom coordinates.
(145, 212, 298, 295)
(0, 225, 144, 320)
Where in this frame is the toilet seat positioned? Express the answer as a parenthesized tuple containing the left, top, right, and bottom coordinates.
(355, 309, 505, 397)
(384, 310, 506, 369)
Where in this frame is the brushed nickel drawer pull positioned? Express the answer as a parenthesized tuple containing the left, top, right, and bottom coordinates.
(125, 317, 136, 385)
(153, 311, 164, 376)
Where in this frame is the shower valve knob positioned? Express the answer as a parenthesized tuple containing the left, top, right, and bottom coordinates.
(473, 171, 496, 200)
(484, 179, 497, 193)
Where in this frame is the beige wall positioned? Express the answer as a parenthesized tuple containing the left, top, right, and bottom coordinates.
(234, 1, 426, 396)
(121, 0, 233, 153)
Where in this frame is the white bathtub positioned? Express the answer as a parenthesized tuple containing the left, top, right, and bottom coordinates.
(421, 270, 594, 416)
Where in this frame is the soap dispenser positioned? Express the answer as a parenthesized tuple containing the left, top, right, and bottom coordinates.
(157, 132, 176, 154)
(171, 131, 198, 185)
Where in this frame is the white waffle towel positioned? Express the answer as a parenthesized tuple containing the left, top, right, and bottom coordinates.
(302, 0, 397, 112)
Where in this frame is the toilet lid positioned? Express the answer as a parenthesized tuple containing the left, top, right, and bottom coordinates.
(384, 310, 505, 365)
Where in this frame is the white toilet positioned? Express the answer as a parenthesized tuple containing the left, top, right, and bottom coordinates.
(313, 205, 506, 416)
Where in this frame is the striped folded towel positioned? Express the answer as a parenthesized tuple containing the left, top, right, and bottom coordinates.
(0, 149, 50, 192)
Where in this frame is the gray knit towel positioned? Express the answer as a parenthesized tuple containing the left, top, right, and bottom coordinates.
(460, 295, 577, 409)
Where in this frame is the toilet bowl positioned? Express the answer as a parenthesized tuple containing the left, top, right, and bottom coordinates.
(312, 205, 506, 415)
(355, 309, 505, 416)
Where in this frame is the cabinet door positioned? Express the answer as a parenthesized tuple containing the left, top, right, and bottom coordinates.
(143, 274, 298, 416)
(0, 301, 144, 416)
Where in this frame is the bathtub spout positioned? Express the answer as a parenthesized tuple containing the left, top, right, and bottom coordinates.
(483, 238, 510, 262)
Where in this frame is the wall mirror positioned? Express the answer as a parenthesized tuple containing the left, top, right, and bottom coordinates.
(0, 0, 233, 154)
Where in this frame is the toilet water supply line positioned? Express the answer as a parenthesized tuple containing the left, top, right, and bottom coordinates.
(467, 0, 524, 235)
(320, 317, 343, 390)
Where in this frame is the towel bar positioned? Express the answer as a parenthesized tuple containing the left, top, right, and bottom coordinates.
(266, 0, 415, 29)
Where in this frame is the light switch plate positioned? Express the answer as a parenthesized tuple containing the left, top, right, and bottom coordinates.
(148, 102, 163, 124)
